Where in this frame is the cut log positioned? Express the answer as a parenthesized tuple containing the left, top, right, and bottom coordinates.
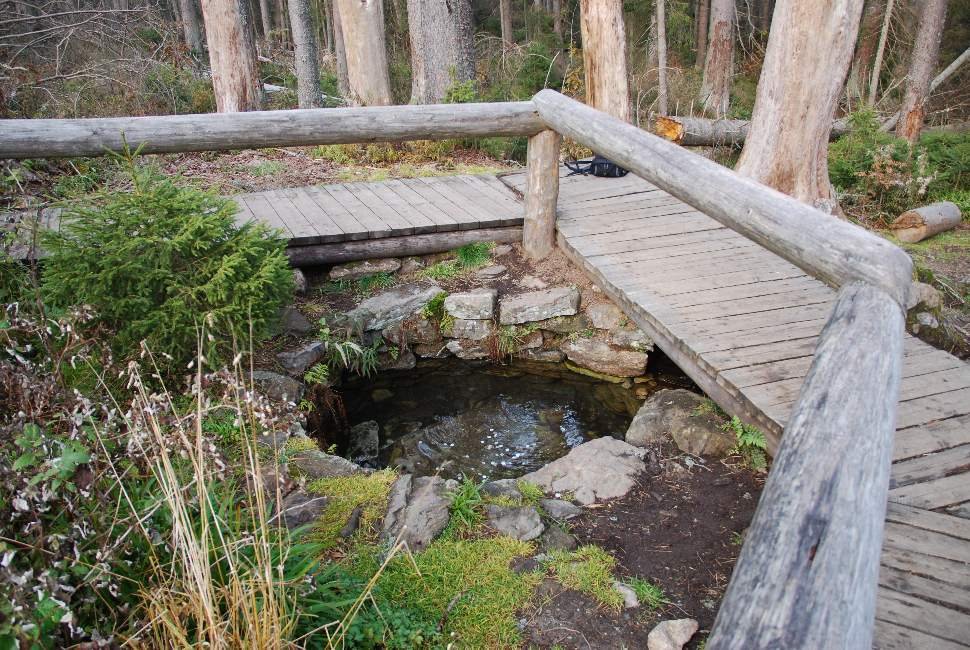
(890, 202, 962, 243)
(655, 115, 850, 147)
(522, 129, 562, 260)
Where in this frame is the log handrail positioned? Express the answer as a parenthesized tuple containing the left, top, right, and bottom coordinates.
(0, 93, 910, 647)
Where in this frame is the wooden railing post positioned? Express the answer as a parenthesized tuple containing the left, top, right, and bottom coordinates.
(522, 128, 561, 259)
(707, 281, 905, 649)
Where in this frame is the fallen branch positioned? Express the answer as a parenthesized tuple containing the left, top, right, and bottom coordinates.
(889, 201, 962, 243)
(654, 115, 850, 146)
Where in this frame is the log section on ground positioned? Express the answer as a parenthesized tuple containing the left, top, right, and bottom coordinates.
(890, 201, 962, 243)
(655, 115, 850, 147)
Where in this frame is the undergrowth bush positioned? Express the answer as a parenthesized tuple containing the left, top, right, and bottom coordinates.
(41, 152, 293, 371)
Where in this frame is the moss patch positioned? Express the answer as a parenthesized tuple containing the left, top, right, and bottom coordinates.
(544, 545, 624, 610)
(307, 469, 397, 549)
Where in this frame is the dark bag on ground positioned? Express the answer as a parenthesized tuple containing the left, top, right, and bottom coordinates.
(564, 155, 629, 178)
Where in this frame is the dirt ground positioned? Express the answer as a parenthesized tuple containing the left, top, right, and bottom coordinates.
(521, 448, 764, 649)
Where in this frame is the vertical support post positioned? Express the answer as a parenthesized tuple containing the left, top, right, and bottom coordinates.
(522, 128, 561, 260)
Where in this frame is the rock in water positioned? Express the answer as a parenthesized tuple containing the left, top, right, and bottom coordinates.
(347, 421, 379, 467)
(329, 258, 401, 281)
(382, 475, 454, 551)
(647, 619, 699, 650)
(346, 282, 442, 331)
(626, 389, 734, 457)
(444, 288, 497, 320)
(562, 339, 648, 377)
(500, 287, 581, 325)
(485, 504, 545, 541)
(519, 437, 647, 505)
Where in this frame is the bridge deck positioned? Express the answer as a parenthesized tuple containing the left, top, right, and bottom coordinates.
(241, 170, 970, 648)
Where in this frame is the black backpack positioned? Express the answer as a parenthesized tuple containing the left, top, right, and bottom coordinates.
(564, 155, 629, 178)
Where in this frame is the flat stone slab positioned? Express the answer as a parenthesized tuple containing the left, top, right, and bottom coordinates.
(277, 341, 325, 376)
(485, 504, 545, 541)
(563, 338, 648, 377)
(329, 258, 401, 281)
(500, 287, 580, 325)
(346, 282, 442, 331)
(519, 437, 647, 505)
(383, 475, 454, 551)
(449, 318, 492, 341)
(445, 288, 497, 320)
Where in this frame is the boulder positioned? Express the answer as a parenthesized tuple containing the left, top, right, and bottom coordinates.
(279, 491, 329, 529)
(610, 328, 654, 351)
(383, 315, 440, 347)
(540, 498, 582, 521)
(446, 339, 489, 360)
(289, 448, 368, 479)
(279, 306, 315, 336)
(519, 437, 647, 505)
(613, 582, 640, 609)
(482, 478, 522, 499)
(381, 348, 417, 371)
(347, 421, 379, 467)
(500, 287, 581, 325)
(346, 283, 442, 331)
(382, 475, 454, 551)
(626, 389, 734, 457)
(251, 370, 304, 403)
(476, 264, 507, 278)
(587, 302, 625, 330)
(277, 341, 325, 376)
(537, 525, 578, 552)
(292, 268, 308, 295)
(563, 339, 648, 377)
(449, 318, 492, 341)
(907, 281, 943, 311)
(329, 258, 401, 281)
(445, 288, 497, 320)
(647, 619, 699, 650)
(537, 313, 591, 334)
(485, 504, 545, 541)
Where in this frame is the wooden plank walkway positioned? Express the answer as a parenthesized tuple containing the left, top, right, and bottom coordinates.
(151, 169, 970, 647)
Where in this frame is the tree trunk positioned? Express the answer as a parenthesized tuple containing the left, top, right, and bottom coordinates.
(735, 0, 866, 213)
(758, 0, 772, 32)
(655, 114, 851, 146)
(275, 0, 289, 44)
(407, 0, 475, 104)
(867, 0, 893, 104)
(335, 0, 393, 105)
(287, 0, 321, 107)
(882, 45, 970, 131)
(698, 0, 733, 117)
(179, 0, 205, 53)
(579, 0, 631, 122)
(552, 0, 562, 35)
(695, 0, 709, 69)
(895, 0, 948, 144)
(846, 0, 883, 102)
(331, 0, 350, 98)
(889, 201, 961, 243)
(200, 0, 263, 112)
(500, 0, 514, 47)
(258, 0, 273, 46)
(656, 0, 668, 115)
(322, 0, 333, 53)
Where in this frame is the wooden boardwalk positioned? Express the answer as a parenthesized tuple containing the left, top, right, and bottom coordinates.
(242, 170, 970, 648)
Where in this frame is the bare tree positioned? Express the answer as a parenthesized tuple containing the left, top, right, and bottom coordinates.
(335, 0, 392, 105)
(331, 0, 350, 98)
(500, 0, 513, 47)
(846, 0, 883, 102)
(895, 0, 948, 144)
(178, 0, 205, 53)
(580, 0, 631, 121)
(698, 0, 733, 116)
(656, 0, 668, 115)
(407, 0, 475, 104)
(695, 0, 709, 69)
(287, 0, 320, 107)
(200, 0, 262, 112)
(735, 0, 866, 212)
(257, 0, 273, 47)
(867, 0, 893, 104)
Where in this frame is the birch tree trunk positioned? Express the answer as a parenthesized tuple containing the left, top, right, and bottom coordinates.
(656, 0, 668, 115)
(200, 0, 263, 112)
(331, 0, 350, 98)
(694, 0, 709, 69)
(179, 0, 205, 53)
(287, 0, 321, 107)
(698, 0, 733, 117)
(735, 0, 865, 213)
(895, 0, 948, 144)
(580, 0, 631, 122)
(500, 0, 514, 47)
(407, 0, 474, 104)
(335, 0, 393, 105)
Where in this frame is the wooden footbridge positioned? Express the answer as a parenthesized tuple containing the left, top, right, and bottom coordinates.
(3, 90, 968, 649)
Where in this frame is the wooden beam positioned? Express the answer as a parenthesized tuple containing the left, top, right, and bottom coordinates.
(533, 90, 913, 309)
(708, 282, 904, 649)
(0, 102, 544, 159)
(522, 129, 561, 259)
(285, 226, 521, 265)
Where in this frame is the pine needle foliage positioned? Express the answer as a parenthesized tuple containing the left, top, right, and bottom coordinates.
(41, 153, 293, 370)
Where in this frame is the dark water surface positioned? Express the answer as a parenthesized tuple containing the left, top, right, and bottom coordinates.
(339, 358, 689, 481)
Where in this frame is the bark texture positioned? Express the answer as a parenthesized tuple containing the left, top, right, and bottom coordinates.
(698, 0, 733, 117)
(335, 0, 393, 105)
(331, 0, 350, 98)
(288, 0, 321, 107)
(179, 0, 205, 53)
(656, 0, 668, 115)
(848, 0, 884, 102)
(695, 0, 709, 69)
(895, 0, 948, 144)
(200, 0, 262, 112)
(734, 0, 866, 212)
(500, 0, 514, 47)
(580, 0, 631, 122)
(407, 0, 475, 104)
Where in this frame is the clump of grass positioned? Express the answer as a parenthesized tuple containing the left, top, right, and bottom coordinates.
(422, 259, 463, 280)
(692, 397, 727, 419)
(627, 577, 667, 609)
(455, 241, 494, 269)
(355, 271, 396, 297)
(311, 144, 353, 164)
(248, 160, 285, 177)
(544, 545, 624, 609)
(447, 475, 485, 533)
(307, 469, 397, 549)
(724, 416, 768, 471)
(498, 323, 539, 357)
(420, 291, 448, 321)
(516, 479, 545, 506)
